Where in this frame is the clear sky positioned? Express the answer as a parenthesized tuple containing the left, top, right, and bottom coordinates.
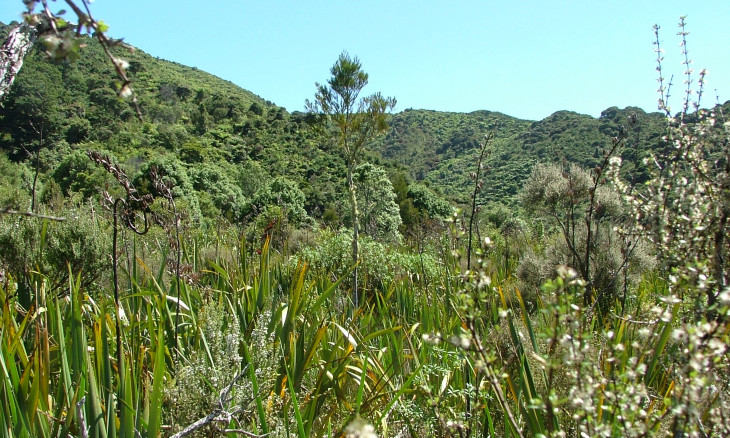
(2, 1, 728, 120)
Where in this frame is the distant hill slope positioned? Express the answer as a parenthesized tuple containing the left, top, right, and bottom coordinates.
(0, 22, 348, 222)
(373, 106, 668, 205)
(0, 21, 710, 223)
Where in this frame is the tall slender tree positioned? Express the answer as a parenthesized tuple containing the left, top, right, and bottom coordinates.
(306, 52, 396, 307)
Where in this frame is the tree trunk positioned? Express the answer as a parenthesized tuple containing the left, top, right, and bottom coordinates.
(348, 164, 360, 307)
(0, 23, 37, 101)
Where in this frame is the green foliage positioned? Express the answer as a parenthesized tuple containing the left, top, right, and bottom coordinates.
(306, 52, 397, 167)
(352, 163, 402, 242)
(0, 49, 65, 155)
(371, 107, 667, 206)
(0, 154, 32, 209)
(307, 51, 397, 306)
(0, 22, 349, 224)
(0, 21, 678, 227)
(248, 176, 309, 226)
(134, 153, 202, 220)
(3, 15, 730, 438)
(299, 228, 440, 290)
(52, 148, 113, 198)
(0, 205, 110, 295)
(406, 182, 453, 219)
(190, 162, 247, 220)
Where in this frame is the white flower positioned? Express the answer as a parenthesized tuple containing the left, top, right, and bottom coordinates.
(119, 84, 133, 98)
(344, 418, 377, 438)
(112, 57, 130, 70)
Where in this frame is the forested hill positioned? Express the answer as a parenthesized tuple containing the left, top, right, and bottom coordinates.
(374, 106, 668, 205)
(0, 21, 677, 223)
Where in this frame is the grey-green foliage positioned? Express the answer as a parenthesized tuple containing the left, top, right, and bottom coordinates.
(611, 103, 730, 313)
(522, 162, 592, 215)
(518, 162, 654, 310)
(353, 163, 402, 242)
(166, 299, 247, 434)
(0, 205, 110, 293)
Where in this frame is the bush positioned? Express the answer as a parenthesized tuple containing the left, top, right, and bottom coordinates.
(298, 228, 440, 290)
(0, 205, 111, 296)
(166, 298, 248, 434)
(352, 163, 402, 242)
(52, 147, 113, 198)
(247, 176, 309, 226)
(519, 161, 654, 312)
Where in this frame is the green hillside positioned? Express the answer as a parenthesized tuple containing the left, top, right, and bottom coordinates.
(374, 106, 667, 205)
(0, 20, 672, 225)
(0, 22, 350, 224)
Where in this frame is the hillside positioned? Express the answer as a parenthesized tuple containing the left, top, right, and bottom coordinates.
(0, 21, 674, 223)
(375, 106, 668, 205)
(0, 21, 350, 224)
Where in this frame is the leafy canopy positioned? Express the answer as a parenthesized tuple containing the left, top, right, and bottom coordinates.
(306, 51, 396, 165)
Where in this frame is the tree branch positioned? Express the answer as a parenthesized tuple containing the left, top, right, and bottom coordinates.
(169, 369, 267, 438)
(0, 206, 66, 221)
(0, 23, 37, 100)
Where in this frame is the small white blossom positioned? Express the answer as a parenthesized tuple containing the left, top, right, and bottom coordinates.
(345, 418, 378, 438)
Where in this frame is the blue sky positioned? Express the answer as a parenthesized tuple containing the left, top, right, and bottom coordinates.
(2, 1, 729, 120)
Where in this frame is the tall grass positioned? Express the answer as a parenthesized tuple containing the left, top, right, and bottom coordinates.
(2, 148, 729, 437)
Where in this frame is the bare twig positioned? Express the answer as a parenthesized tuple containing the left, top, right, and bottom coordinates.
(76, 396, 89, 438)
(466, 133, 493, 272)
(169, 369, 266, 438)
(0, 207, 66, 221)
(219, 429, 269, 438)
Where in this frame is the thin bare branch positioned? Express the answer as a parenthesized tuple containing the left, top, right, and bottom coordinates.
(0, 207, 66, 221)
(169, 369, 261, 438)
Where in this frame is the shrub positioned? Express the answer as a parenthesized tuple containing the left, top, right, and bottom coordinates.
(247, 176, 309, 226)
(0, 205, 111, 296)
(352, 163, 402, 242)
(166, 298, 249, 434)
(298, 228, 439, 291)
(519, 161, 654, 312)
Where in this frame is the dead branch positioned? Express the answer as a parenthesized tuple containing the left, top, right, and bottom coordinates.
(169, 368, 267, 438)
(0, 23, 37, 100)
(0, 206, 66, 221)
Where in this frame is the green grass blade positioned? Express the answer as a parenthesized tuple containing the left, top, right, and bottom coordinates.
(380, 364, 423, 422)
(119, 363, 135, 438)
(355, 352, 367, 416)
(243, 341, 269, 435)
(282, 344, 307, 438)
(147, 323, 166, 438)
(644, 303, 679, 387)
